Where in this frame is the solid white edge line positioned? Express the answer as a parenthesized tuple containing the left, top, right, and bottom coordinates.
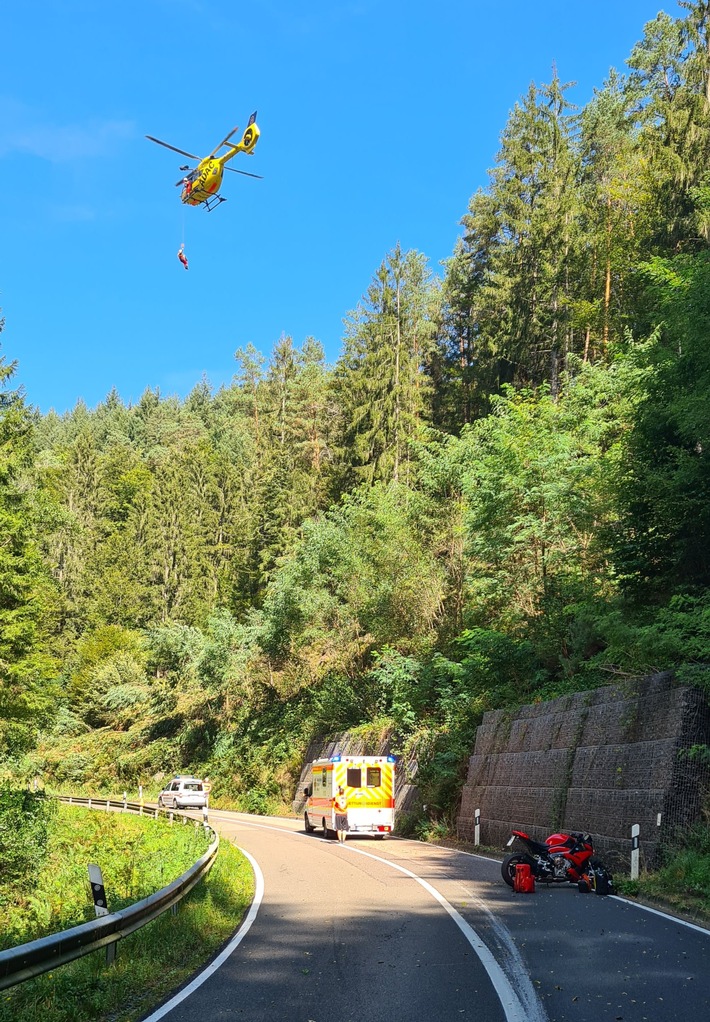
(405, 839, 710, 938)
(230, 818, 547, 1022)
(152, 814, 710, 1022)
(345, 842, 547, 1022)
(140, 846, 265, 1022)
(608, 894, 710, 935)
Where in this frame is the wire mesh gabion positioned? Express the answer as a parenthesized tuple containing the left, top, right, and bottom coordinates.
(457, 673, 710, 869)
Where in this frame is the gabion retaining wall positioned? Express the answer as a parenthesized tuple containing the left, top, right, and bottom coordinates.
(457, 673, 710, 869)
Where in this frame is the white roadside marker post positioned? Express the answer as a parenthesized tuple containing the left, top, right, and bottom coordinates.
(630, 823, 640, 881)
(88, 863, 117, 964)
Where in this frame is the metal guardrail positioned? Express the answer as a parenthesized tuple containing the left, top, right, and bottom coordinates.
(0, 796, 219, 991)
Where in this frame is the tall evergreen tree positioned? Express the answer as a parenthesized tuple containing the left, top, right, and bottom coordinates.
(577, 70, 645, 355)
(627, 5, 710, 251)
(335, 244, 438, 486)
(0, 328, 56, 756)
(438, 70, 583, 418)
(434, 191, 502, 430)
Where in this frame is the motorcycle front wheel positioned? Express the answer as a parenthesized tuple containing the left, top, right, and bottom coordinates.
(501, 853, 536, 887)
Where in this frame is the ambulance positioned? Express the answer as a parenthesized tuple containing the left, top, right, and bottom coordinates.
(303, 755, 396, 838)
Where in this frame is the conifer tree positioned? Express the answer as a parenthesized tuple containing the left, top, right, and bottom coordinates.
(627, 5, 710, 251)
(577, 70, 644, 355)
(0, 327, 55, 756)
(335, 244, 437, 486)
(439, 71, 583, 414)
(434, 190, 501, 430)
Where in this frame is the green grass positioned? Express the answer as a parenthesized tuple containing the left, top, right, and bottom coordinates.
(615, 826, 710, 926)
(1, 804, 212, 949)
(0, 813, 254, 1022)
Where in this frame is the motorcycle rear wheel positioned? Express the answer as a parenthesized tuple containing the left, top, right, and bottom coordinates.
(501, 853, 536, 887)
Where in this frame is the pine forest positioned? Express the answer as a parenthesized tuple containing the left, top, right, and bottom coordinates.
(3, 4, 710, 829)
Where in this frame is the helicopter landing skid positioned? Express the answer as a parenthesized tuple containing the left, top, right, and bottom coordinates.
(203, 194, 226, 212)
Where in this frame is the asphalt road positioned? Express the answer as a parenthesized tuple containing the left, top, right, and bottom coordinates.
(141, 810, 710, 1022)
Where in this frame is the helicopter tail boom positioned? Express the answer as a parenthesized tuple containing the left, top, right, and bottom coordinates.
(219, 113, 260, 166)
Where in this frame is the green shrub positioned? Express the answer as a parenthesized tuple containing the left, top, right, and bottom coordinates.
(0, 786, 56, 899)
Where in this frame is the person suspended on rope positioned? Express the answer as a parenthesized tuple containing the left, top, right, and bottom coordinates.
(177, 243, 189, 270)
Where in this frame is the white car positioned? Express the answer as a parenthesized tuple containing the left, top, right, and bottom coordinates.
(157, 776, 208, 809)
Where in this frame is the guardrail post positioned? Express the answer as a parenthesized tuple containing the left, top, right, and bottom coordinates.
(474, 808, 481, 847)
(169, 811, 174, 826)
(123, 792, 127, 811)
(139, 785, 143, 815)
(203, 806, 209, 826)
(88, 797, 92, 810)
(630, 824, 640, 880)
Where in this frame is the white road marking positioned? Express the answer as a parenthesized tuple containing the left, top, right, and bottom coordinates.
(231, 817, 548, 1022)
(608, 894, 710, 934)
(140, 846, 264, 1022)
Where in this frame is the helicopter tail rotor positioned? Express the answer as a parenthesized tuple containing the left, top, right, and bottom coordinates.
(239, 112, 259, 154)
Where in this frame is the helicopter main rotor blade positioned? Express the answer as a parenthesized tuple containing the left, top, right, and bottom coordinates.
(225, 167, 263, 179)
(146, 135, 200, 160)
(207, 126, 239, 160)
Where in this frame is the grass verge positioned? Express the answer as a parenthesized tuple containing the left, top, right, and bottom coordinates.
(615, 842, 710, 928)
(1, 804, 212, 949)
(0, 836, 254, 1022)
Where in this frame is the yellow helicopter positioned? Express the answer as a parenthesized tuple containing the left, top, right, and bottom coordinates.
(146, 112, 261, 211)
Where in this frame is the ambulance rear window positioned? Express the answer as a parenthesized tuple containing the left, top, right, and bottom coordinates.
(346, 768, 361, 787)
(366, 768, 381, 787)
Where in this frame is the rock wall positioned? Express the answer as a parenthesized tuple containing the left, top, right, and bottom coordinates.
(457, 673, 710, 868)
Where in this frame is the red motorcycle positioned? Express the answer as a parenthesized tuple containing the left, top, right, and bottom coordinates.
(501, 829, 613, 894)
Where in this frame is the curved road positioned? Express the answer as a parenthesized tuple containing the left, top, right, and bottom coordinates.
(143, 809, 710, 1022)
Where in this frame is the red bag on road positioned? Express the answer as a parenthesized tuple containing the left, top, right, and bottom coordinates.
(514, 863, 535, 893)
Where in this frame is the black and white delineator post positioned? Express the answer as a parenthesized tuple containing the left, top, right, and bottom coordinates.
(89, 864, 118, 964)
(474, 808, 481, 847)
(88, 864, 108, 917)
(630, 824, 640, 880)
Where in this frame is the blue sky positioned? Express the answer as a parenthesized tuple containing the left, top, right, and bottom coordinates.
(1, 0, 671, 414)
